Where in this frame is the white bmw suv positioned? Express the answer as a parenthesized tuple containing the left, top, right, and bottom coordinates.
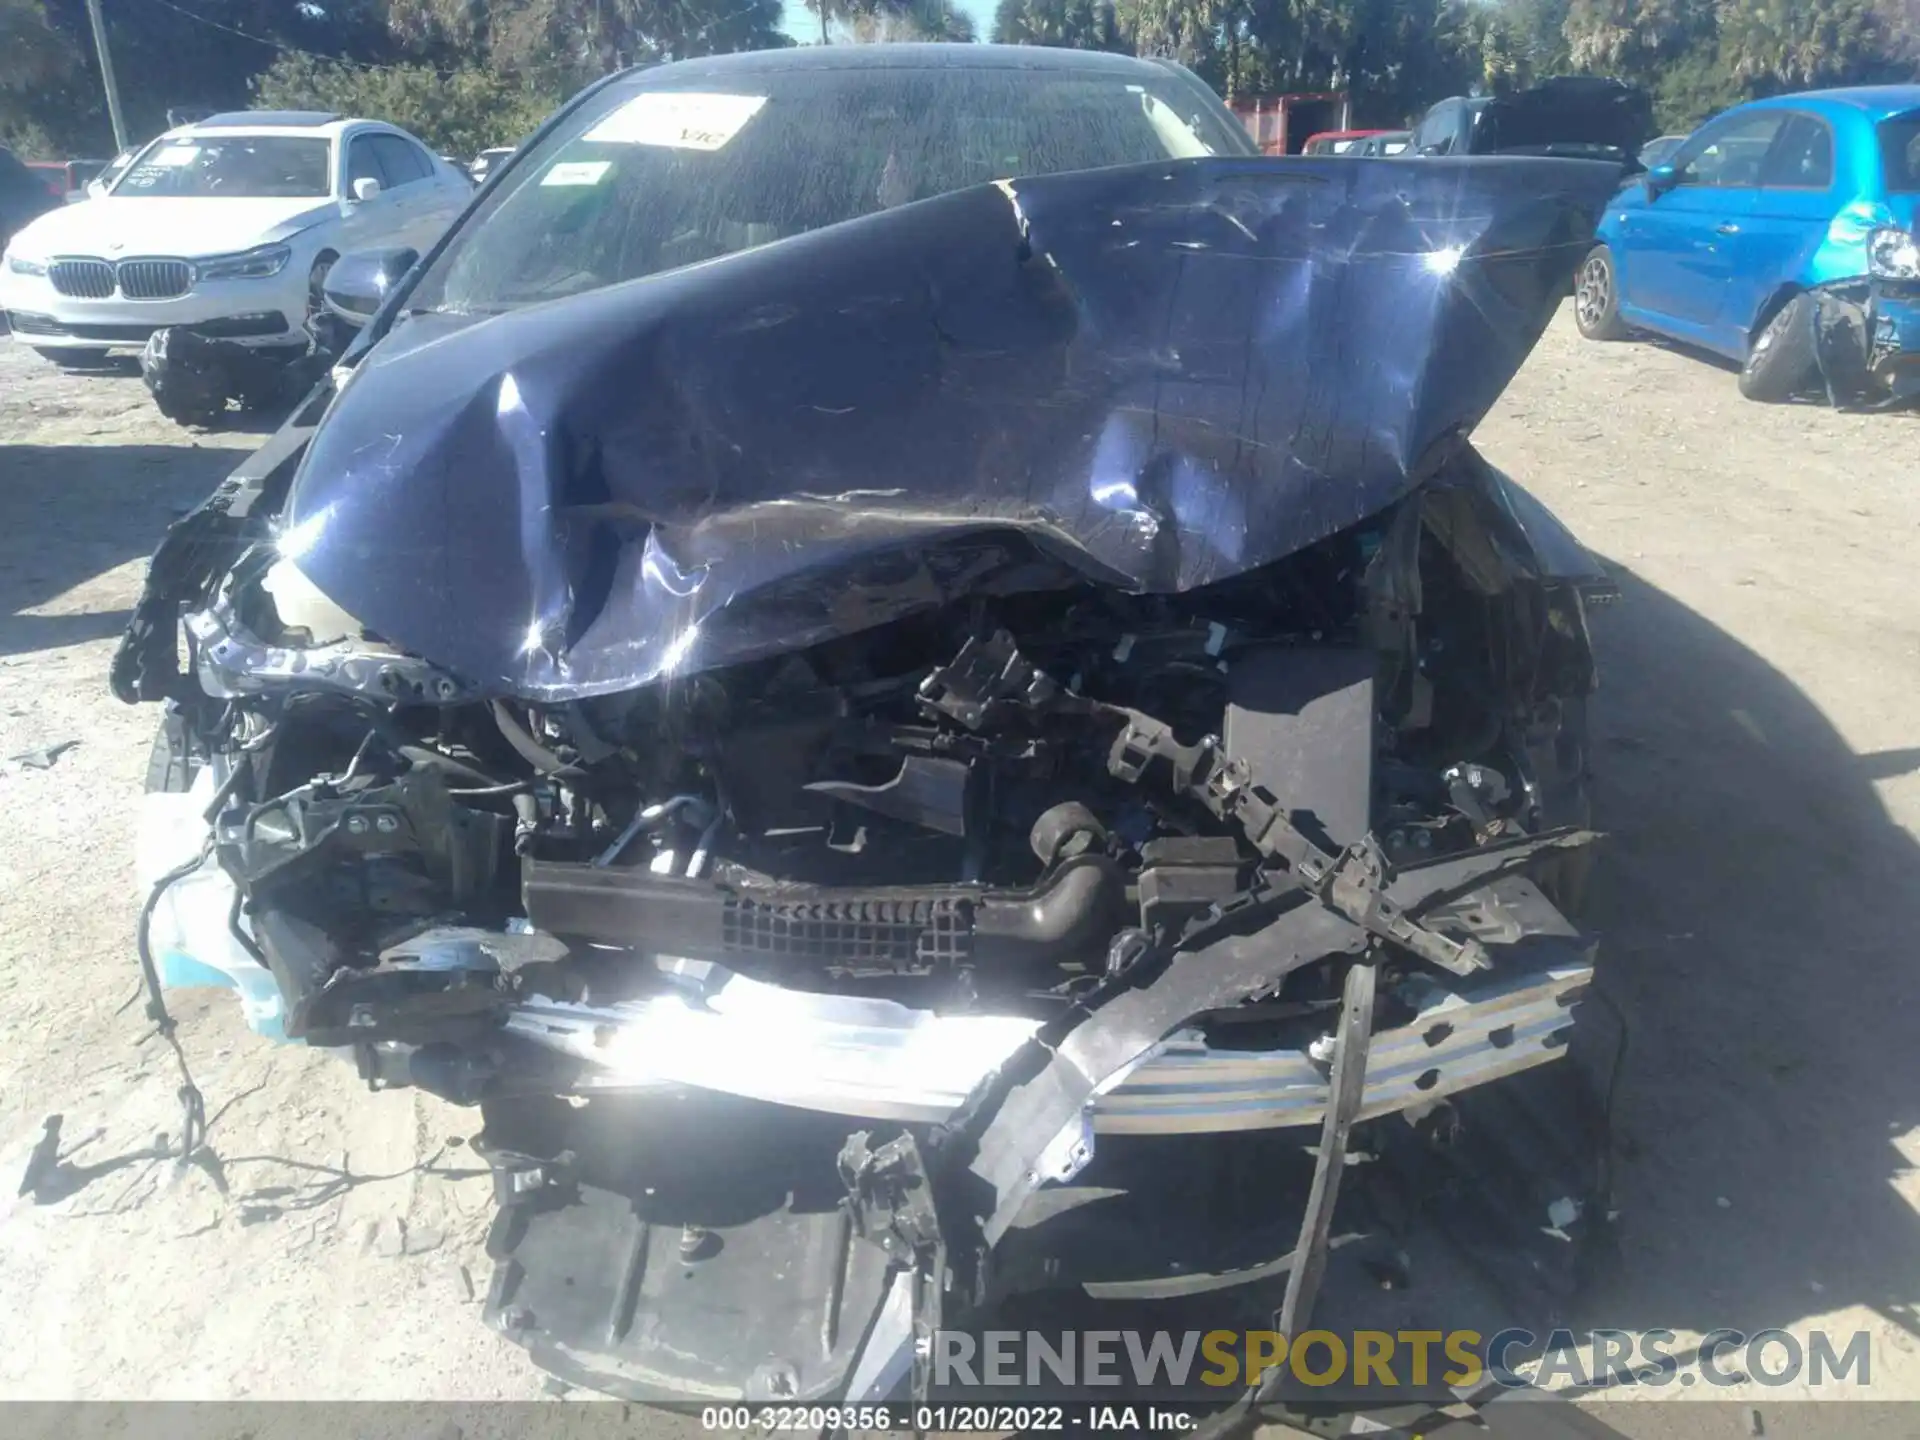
(0, 110, 470, 363)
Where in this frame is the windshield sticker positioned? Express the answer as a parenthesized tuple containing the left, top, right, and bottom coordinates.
(541, 160, 612, 187)
(583, 92, 767, 151)
(150, 144, 202, 167)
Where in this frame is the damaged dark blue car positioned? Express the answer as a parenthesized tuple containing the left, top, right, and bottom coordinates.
(112, 45, 1633, 1415)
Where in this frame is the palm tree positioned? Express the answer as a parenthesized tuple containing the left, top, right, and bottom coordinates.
(800, 0, 836, 43)
(992, 0, 1122, 47)
(836, 0, 980, 41)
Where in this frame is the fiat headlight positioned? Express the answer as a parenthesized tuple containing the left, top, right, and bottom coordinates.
(1868, 227, 1920, 281)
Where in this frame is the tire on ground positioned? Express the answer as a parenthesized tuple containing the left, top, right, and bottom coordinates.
(1739, 293, 1818, 403)
(1573, 246, 1629, 342)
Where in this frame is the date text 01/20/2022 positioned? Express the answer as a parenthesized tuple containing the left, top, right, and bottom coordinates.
(697, 1405, 1199, 1431)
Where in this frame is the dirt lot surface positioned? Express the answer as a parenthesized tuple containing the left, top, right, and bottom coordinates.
(1, 311, 1916, 1430)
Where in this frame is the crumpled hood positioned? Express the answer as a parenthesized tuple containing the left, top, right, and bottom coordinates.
(282, 155, 1621, 699)
(11, 195, 336, 257)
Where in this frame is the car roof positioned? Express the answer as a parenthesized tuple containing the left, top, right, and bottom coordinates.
(165, 114, 419, 144)
(1741, 86, 1920, 121)
(195, 110, 341, 129)
(606, 41, 1188, 87)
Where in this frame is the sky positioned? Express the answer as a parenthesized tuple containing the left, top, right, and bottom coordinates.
(777, 2, 1003, 43)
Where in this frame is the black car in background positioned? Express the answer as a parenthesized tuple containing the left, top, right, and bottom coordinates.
(1410, 76, 1653, 165)
(467, 144, 520, 184)
(0, 147, 62, 254)
(25, 158, 108, 203)
(1635, 133, 1688, 170)
(1356, 129, 1411, 156)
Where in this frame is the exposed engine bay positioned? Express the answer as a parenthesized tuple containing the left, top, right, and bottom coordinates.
(113, 152, 1625, 1408)
(124, 450, 1612, 1401)
(140, 448, 1606, 1067)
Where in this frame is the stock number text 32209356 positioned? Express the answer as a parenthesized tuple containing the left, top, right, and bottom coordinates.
(699, 1404, 1077, 1432)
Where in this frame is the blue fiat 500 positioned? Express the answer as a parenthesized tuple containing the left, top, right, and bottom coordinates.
(1575, 86, 1920, 403)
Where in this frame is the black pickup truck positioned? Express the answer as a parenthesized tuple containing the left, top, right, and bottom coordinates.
(1409, 76, 1653, 167)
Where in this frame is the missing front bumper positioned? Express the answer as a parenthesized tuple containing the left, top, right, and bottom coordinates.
(152, 858, 1589, 1137)
(471, 1044, 1613, 1405)
(140, 777, 1602, 1406)
(1813, 282, 1920, 407)
(477, 1098, 906, 1402)
(508, 925, 1589, 1137)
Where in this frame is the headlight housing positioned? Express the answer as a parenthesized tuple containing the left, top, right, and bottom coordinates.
(4, 251, 48, 277)
(195, 243, 292, 281)
(1868, 227, 1920, 281)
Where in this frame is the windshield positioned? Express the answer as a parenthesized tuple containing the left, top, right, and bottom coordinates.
(411, 62, 1248, 315)
(111, 135, 332, 199)
(1883, 113, 1920, 193)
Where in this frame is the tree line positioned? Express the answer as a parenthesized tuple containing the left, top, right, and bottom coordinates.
(1004, 0, 1920, 130)
(3, 0, 1916, 161)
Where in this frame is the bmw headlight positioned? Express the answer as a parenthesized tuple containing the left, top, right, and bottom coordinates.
(1868, 227, 1920, 281)
(4, 251, 47, 277)
(195, 243, 293, 281)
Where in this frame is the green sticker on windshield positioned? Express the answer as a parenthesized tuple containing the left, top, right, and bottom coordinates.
(541, 160, 612, 187)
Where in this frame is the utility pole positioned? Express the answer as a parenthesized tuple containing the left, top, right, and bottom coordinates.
(84, 0, 131, 153)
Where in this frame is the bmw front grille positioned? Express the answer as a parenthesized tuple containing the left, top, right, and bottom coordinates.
(117, 259, 193, 299)
(48, 259, 115, 299)
(45, 257, 195, 300)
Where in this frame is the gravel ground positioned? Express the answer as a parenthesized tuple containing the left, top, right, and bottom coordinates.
(0, 313, 1916, 1426)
